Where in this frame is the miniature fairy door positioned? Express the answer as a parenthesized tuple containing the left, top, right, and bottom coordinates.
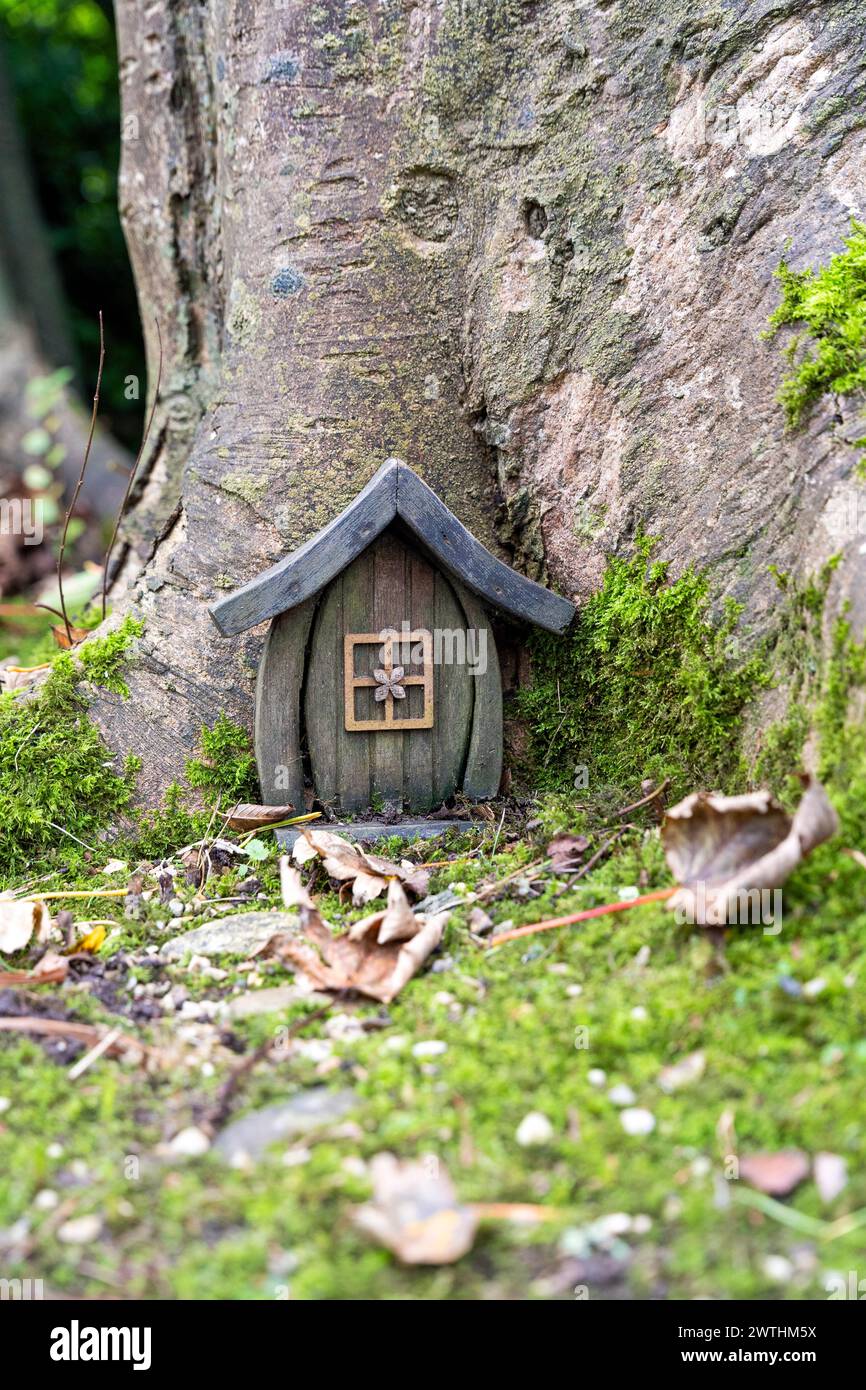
(304, 532, 474, 814)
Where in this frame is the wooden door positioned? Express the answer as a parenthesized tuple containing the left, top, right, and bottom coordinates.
(304, 532, 474, 814)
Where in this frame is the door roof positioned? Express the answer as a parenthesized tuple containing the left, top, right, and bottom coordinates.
(209, 457, 576, 636)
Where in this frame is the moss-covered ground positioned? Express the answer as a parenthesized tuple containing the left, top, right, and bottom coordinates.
(1, 787, 865, 1301)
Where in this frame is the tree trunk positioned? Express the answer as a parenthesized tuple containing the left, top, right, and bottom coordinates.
(102, 0, 866, 802)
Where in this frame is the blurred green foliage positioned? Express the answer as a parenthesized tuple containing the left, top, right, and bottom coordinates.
(0, 0, 142, 445)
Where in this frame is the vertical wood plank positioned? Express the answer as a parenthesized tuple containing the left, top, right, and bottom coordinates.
(303, 579, 342, 808)
(371, 536, 406, 808)
(455, 583, 503, 800)
(254, 598, 317, 809)
(431, 570, 473, 805)
(339, 548, 374, 812)
(405, 549, 435, 808)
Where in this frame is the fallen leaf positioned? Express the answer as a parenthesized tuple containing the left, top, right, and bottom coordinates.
(66, 923, 106, 955)
(227, 802, 294, 832)
(658, 1050, 706, 1093)
(546, 833, 589, 872)
(292, 828, 427, 905)
(663, 777, 838, 925)
(0, 897, 44, 955)
(267, 905, 447, 1005)
(353, 1153, 478, 1264)
(0, 949, 68, 987)
(349, 878, 417, 945)
(739, 1149, 810, 1196)
(51, 623, 90, 650)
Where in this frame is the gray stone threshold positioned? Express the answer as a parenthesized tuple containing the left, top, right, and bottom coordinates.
(275, 819, 481, 848)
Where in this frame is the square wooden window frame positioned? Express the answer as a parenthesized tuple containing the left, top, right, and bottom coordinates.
(343, 629, 434, 732)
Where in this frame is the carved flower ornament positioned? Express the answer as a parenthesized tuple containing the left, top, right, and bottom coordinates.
(373, 666, 406, 702)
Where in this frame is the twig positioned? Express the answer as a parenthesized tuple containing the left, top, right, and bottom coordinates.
(46, 821, 95, 853)
(203, 997, 337, 1134)
(474, 857, 550, 904)
(0, 1016, 152, 1063)
(29, 888, 128, 901)
(13, 720, 40, 773)
(487, 887, 676, 948)
(614, 777, 671, 819)
(101, 317, 163, 620)
(68, 1027, 122, 1080)
(844, 847, 866, 872)
(469, 1202, 572, 1224)
(58, 310, 105, 644)
(489, 807, 506, 857)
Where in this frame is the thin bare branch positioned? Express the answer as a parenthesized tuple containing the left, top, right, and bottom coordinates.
(58, 310, 105, 644)
(101, 317, 163, 620)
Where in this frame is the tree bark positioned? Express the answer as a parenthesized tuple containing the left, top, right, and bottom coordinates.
(102, 0, 866, 802)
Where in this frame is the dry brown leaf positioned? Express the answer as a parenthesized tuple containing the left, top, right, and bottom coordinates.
(546, 833, 589, 872)
(0, 949, 68, 987)
(279, 859, 315, 911)
(0, 897, 45, 955)
(272, 907, 447, 1004)
(663, 777, 838, 925)
(739, 1149, 810, 1196)
(227, 802, 294, 832)
(292, 828, 428, 905)
(52, 623, 90, 650)
(353, 1153, 478, 1264)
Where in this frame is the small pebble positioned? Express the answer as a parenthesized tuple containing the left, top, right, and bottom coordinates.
(587, 1068, 607, 1087)
(516, 1111, 554, 1147)
(0, 1097, 10, 1115)
(630, 1006, 648, 1021)
(282, 1147, 312, 1168)
(411, 1040, 447, 1058)
(566, 984, 583, 997)
(803, 976, 827, 999)
(57, 1213, 103, 1245)
(169, 899, 185, 918)
(168, 1126, 211, 1157)
(597, 1212, 631, 1236)
(633, 1213, 652, 1234)
(33, 1189, 59, 1212)
(620, 1107, 656, 1136)
(608, 1083, 636, 1107)
(762, 1254, 794, 1284)
(46, 1142, 63, 1159)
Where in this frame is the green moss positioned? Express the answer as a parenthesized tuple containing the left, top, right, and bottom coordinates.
(516, 535, 768, 799)
(0, 617, 143, 882)
(184, 712, 258, 806)
(765, 220, 866, 443)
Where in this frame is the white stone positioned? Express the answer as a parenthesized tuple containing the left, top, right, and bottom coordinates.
(516, 1111, 554, 1147)
(57, 1213, 103, 1245)
(587, 1068, 607, 1087)
(0, 1097, 10, 1114)
(620, 1107, 656, 1136)
(168, 1126, 211, 1157)
(608, 1083, 637, 1107)
(762, 1255, 794, 1284)
(33, 1189, 59, 1212)
(411, 1040, 447, 1058)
